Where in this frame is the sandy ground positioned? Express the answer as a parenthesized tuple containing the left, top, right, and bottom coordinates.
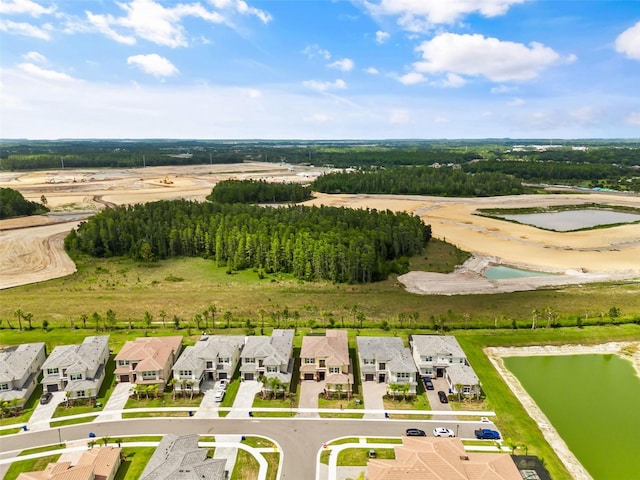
(1, 164, 639, 291)
(486, 342, 640, 480)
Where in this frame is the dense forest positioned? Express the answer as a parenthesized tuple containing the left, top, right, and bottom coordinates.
(207, 179, 312, 204)
(311, 166, 524, 196)
(0, 188, 49, 219)
(66, 200, 431, 283)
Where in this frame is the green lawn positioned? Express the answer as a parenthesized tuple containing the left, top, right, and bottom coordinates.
(3, 454, 61, 480)
(337, 448, 395, 466)
(50, 416, 97, 427)
(115, 447, 155, 480)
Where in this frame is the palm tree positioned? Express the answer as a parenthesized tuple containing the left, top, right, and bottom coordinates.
(388, 383, 400, 401)
(159, 310, 167, 328)
(399, 383, 410, 401)
(194, 313, 203, 331)
(167, 378, 177, 400)
(144, 311, 153, 334)
(14, 309, 23, 331)
(208, 305, 217, 329)
(224, 311, 232, 329)
(24, 312, 33, 330)
(268, 377, 282, 399)
(80, 313, 88, 329)
(455, 383, 464, 402)
(531, 309, 540, 330)
(335, 383, 344, 399)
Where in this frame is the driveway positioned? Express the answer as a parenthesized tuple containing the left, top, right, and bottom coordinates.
(361, 382, 386, 419)
(425, 376, 458, 420)
(27, 391, 67, 431)
(226, 380, 262, 419)
(97, 382, 132, 421)
(297, 380, 324, 418)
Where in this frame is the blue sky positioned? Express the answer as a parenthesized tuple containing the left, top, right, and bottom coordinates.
(1, 0, 639, 139)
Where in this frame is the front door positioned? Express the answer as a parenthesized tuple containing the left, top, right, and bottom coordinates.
(437, 368, 444, 378)
(378, 373, 386, 383)
(319, 371, 325, 381)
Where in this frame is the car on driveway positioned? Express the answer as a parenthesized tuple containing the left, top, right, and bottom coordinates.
(475, 428, 501, 439)
(433, 427, 455, 437)
(218, 379, 228, 390)
(214, 389, 225, 402)
(437, 391, 448, 403)
(40, 392, 53, 405)
(406, 428, 426, 437)
(422, 377, 434, 390)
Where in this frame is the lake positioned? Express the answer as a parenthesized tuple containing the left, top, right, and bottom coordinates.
(499, 209, 640, 231)
(504, 354, 640, 480)
(484, 266, 555, 280)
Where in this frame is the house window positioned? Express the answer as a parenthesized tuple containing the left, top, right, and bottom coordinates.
(76, 390, 86, 398)
(329, 367, 341, 373)
(266, 366, 278, 373)
(206, 361, 213, 368)
(179, 370, 192, 376)
(378, 363, 386, 370)
(304, 358, 314, 364)
(459, 358, 464, 363)
(142, 371, 156, 379)
(46, 368, 59, 375)
(396, 372, 410, 379)
(363, 359, 375, 365)
(70, 373, 83, 381)
(463, 386, 471, 394)
(0, 384, 8, 391)
(245, 358, 255, 364)
(423, 356, 432, 362)
(219, 357, 230, 364)
(448, 358, 453, 364)
(118, 360, 129, 366)
(319, 360, 326, 368)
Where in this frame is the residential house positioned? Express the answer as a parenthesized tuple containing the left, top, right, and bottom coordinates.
(410, 335, 481, 398)
(299, 330, 353, 394)
(356, 337, 418, 395)
(367, 436, 521, 480)
(115, 336, 182, 390)
(17, 446, 121, 480)
(140, 434, 226, 480)
(240, 329, 294, 383)
(0, 342, 46, 407)
(41, 336, 110, 400)
(172, 335, 245, 394)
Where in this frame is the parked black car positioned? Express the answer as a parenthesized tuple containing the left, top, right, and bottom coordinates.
(406, 428, 427, 437)
(40, 392, 53, 405)
(437, 390, 448, 404)
(422, 377, 434, 390)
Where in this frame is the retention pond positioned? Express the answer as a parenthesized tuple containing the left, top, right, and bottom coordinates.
(504, 354, 640, 480)
(499, 209, 640, 231)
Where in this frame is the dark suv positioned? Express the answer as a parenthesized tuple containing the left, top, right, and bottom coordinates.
(406, 428, 427, 437)
(40, 392, 53, 405)
(437, 391, 448, 403)
(422, 377, 434, 390)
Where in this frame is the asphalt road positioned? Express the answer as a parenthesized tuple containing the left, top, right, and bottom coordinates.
(1, 417, 494, 479)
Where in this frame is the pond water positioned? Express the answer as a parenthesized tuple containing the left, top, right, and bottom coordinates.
(504, 354, 640, 480)
(484, 266, 555, 280)
(499, 209, 640, 231)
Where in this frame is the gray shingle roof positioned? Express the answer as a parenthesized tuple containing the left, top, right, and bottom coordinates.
(357, 337, 415, 373)
(173, 336, 245, 371)
(0, 342, 45, 383)
(410, 335, 465, 358)
(41, 336, 109, 374)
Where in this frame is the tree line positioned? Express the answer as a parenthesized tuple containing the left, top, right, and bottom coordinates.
(66, 200, 431, 283)
(207, 179, 313, 204)
(311, 166, 524, 196)
(0, 188, 49, 219)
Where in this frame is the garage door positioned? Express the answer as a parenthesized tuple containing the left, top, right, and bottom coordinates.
(365, 374, 374, 381)
(245, 373, 254, 381)
(304, 373, 315, 381)
(46, 384, 59, 393)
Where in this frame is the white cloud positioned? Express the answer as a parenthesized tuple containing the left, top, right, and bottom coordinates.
(389, 108, 411, 124)
(127, 54, 179, 77)
(328, 58, 354, 72)
(491, 85, 517, 94)
(375, 30, 389, 44)
(436, 72, 466, 88)
(0, 0, 55, 17)
(303, 44, 331, 60)
(364, 0, 527, 31)
(570, 106, 598, 123)
(398, 71, 426, 85)
(85, 0, 269, 48)
(624, 112, 640, 125)
(414, 33, 563, 82)
(507, 97, 525, 107)
(364, 67, 379, 75)
(244, 88, 261, 98)
(302, 79, 347, 92)
(17, 63, 76, 82)
(615, 21, 640, 61)
(22, 51, 46, 63)
(0, 19, 51, 39)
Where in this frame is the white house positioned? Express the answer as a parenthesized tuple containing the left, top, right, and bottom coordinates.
(240, 329, 294, 383)
(356, 337, 418, 394)
(0, 342, 47, 407)
(41, 336, 110, 400)
(172, 335, 245, 394)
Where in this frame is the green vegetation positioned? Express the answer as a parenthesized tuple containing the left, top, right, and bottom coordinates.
(230, 446, 259, 480)
(207, 179, 312, 204)
(0, 187, 48, 219)
(18, 445, 65, 456)
(337, 448, 395, 465)
(3, 454, 61, 480)
(312, 167, 524, 196)
(66, 200, 431, 283)
(115, 447, 155, 480)
(50, 415, 98, 427)
(262, 452, 279, 480)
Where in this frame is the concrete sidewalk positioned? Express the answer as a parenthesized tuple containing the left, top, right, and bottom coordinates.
(97, 382, 132, 421)
(226, 380, 262, 419)
(361, 382, 386, 419)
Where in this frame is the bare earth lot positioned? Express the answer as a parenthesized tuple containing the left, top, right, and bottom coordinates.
(1, 163, 639, 291)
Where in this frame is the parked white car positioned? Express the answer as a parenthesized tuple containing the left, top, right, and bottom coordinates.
(433, 427, 455, 437)
(214, 389, 225, 402)
(218, 379, 228, 390)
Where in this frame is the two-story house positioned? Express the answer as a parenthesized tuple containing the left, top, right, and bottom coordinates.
(300, 330, 353, 394)
(114, 336, 182, 390)
(0, 342, 47, 407)
(410, 335, 481, 397)
(357, 337, 418, 394)
(240, 329, 294, 383)
(172, 335, 245, 395)
(41, 336, 110, 400)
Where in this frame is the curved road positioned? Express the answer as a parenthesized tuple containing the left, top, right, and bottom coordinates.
(2, 417, 490, 479)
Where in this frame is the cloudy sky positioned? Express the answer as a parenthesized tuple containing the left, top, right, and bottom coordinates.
(1, 0, 639, 139)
